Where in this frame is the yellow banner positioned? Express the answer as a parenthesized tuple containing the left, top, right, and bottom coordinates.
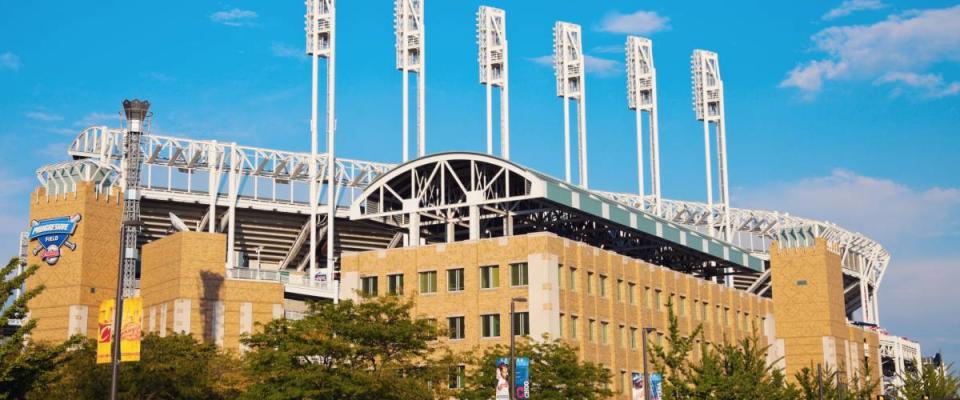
(120, 297, 142, 362)
(95, 297, 142, 364)
(96, 299, 114, 364)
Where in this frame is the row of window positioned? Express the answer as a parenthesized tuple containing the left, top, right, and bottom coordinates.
(557, 313, 665, 348)
(558, 264, 758, 328)
(446, 312, 530, 340)
(360, 263, 529, 296)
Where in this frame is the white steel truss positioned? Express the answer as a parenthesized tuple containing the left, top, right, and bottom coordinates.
(692, 49, 731, 240)
(477, 6, 509, 159)
(306, 0, 337, 292)
(395, 0, 426, 161)
(553, 22, 588, 188)
(878, 331, 922, 394)
(626, 36, 661, 214)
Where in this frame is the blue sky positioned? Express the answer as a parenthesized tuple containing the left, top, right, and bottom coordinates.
(2, 1, 958, 359)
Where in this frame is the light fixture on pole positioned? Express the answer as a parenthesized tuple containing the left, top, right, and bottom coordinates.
(305, 0, 337, 292)
(640, 327, 656, 400)
(626, 36, 661, 214)
(553, 22, 588, 188)
(510, 296, 527, 400)
(395, 0, 426, 161)
(477, 5, 509, 159)
(691, 49, 730, 240)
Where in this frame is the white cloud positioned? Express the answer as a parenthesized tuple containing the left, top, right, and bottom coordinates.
(75, 112, 118, 127)
(529, 54, 622, 77)
(141, 71, 173, 82)
(0, 52, 21, 71)
(25, 111, 63, 122)
(736, 169, 960, 244)
(822, 0, 887, 20)
(876, 72, 960, 98)
(598, 11, 670, 35)
(270, 42, 303, 59)
(781, 5, 960, 98)
(210, 8, 258, 27)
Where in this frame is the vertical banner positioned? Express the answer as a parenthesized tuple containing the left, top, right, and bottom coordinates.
(96, 299, 115, 364)
(120, 297, 143, 362)
(631, 372, 644, 400)
(514, 357, 530, 399)
(495, 358, 510, 400)
(649, 373, 663, 400)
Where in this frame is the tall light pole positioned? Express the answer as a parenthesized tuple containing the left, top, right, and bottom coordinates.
(306, 0, 336, 288)
(510, 296, 527, 400)
(396, 0, 425, 161)
(626, 36, 661, 214)
(111, 99, 149, 400)
(553, 22, 588, 188)
(691, 49, 730, 240)
(477, 6, 509, 159)
(641, 327, 656, 400)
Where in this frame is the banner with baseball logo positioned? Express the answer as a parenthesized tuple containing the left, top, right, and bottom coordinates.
(28, 214, 81, 265)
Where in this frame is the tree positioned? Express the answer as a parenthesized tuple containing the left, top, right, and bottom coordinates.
(648, 300, 703, 398)
(27, 333, 243, 400)
(0, 256, 65, 400)
(460, 335, 614, 400)
(240, 295, 457, 400)
(896, 363, 960, 400)
(794, 360, 879, 400)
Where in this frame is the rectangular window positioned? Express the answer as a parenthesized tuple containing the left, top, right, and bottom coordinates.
(616, 279, 624, 302)
(448, 365, 465, 389)
(447, 268, 464, 292)
(570, 315, 578, 339)
(510, 262, 529, 286)
(481, 314, 501, 338)
(419, 271, 438, 294)
(644, 287, 651, 309)
(701, 302, 709, 321)
(387, 274, 404, 295)
(588, 319, 596, 342)
(557, 264, 563, 289)
(630, 327, 638, 349)
(586, 272, 594, 294)
(448, 316, 465, 340)
(724, 308, 730, 326)
(600, 322, 609, 345)
(618, 325, 625, 348)
(679, 296, 687, 316)
(656, 332, 664, 346)
(480, 265, 500, 289)
(654, 289, 662, 311)
(360, 276, 378, 296)
(629, 282, 637, 304)
(559, 313, 564, 337)
(512, 312, 530, 336)
(568, 267, 577, 291)
(620, 370, 627, 393)
(599, 275, 608, 297)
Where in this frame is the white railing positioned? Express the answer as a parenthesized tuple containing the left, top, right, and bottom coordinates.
(226, 268, 337, 298)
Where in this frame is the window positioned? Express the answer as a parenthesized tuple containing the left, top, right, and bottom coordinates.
(644, 287, 652, 309)
(588, 319, 596, 342)
(570, 315, 578, 339)
(360, 276, 378, 296)
(656, 332, 664, 346)
(669, 294, 676, 313)
(448, 365, 465, 389)
(387, 274, 404, 295)
(480, 265, 500, 289)
(701, 302, 709, 321)
(568, 267, 578, 290)
(427, 318, 439, 340)
(599, 275, 608, 297)
(419, 271, 438, 294)
(586, 272, 594, 294)
(512, 312, 530, 336)
(618, 325, 625, 347)
(447, 268, 464, 292)
(559, 313, 564, 337)
(620, 370, 627, 393)
(679, 296, 687, 316)
(448, 316, 465, 340)
(600, 322, 609, 344)
(724, 308, 730, 326)
(510, 262, 529, 286)
(557, 264, 563, 288)
(630, 327, 638, 349)
(628, 282, 636, 305)
(481, 314, 501, 338)
(616, 279, 624, 302)
(654, 290, 662, 311)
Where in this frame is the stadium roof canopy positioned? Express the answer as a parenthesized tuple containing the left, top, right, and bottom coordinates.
(350, 152, 764, 277)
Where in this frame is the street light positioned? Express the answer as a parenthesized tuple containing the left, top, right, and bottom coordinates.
(510, 296, 527, 400)
(641, 327, 656, 400)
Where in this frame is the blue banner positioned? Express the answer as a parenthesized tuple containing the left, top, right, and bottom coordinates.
(649, 373, 663, 400)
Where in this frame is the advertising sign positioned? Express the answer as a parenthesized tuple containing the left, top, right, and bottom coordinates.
(631, 372, 644, 400)
(649, 373, 663, 400)
(28, 214, 81, 265)
(495, 357, 531, 399)
(495, 358, 510, 400)
(95, 297, 143, 364)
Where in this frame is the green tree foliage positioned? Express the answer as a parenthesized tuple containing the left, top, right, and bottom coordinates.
(794, 359, 878, 400)
(896, 363, 960, 400)
(460, 335, 613, 400)
(27, 333, 242, 400)
(649, 300, 703, 398)
(240, 295, 457, 400)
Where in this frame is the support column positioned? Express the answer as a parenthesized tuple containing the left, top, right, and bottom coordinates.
(408, 213, 420, 246)
(446, 219, 455, 243)
(207, 141, 218, 233)
(563, 96, 571, 183)
(226, 143, 238, 270)
(469, 205, 480, 241)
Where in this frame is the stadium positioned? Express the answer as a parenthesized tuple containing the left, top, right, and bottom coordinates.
(10, 1, 923, 398)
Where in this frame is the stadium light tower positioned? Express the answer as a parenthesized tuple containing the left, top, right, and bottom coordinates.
(477, 6, 510, 159)
(553, 22, 588, 188)
(306, 0, 337, 287)
(691, 49, 731, 240)
(626, 36, 661, 214)
(396, 0, 425, 161)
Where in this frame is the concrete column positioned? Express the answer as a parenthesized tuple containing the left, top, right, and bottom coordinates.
(527, 252, 560, 341)
(469, 205, 480, 240)
(408, 213, 420, 246)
